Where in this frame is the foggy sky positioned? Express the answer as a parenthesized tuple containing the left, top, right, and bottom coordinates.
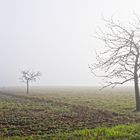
(0, 0, 140, 86)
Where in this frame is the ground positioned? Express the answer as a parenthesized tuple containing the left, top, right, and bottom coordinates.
(0, 86, 140, 139)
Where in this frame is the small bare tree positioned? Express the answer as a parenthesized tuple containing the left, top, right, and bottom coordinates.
(20, 70, 41, 94)
(89, 15, 140, 111)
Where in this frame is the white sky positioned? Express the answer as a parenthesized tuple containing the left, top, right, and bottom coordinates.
(0, 0, 140, 86)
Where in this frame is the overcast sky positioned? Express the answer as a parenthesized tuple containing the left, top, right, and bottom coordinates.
(0, 0, 140, 86)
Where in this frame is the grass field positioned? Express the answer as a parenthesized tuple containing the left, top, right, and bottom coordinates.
(0, 86, 140, 139)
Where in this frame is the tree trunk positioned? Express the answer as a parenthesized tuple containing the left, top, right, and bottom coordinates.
(27, 80, 29, 95)
(134, 76, 140, 111)
(134, 56, 140, 111)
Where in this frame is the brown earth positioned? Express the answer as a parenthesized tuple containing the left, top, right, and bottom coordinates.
(0, 91, 140, 137)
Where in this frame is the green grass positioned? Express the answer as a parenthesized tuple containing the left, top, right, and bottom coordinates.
(52, 124, 140, 140)
(3, 124, 140, 140)
(1, 86, 140, 139)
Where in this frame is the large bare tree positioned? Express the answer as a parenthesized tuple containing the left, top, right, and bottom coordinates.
(20, 70, 41, 94)
(89, 16, 140, 111)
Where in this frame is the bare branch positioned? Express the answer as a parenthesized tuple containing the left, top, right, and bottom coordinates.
(19, 70, 41, 94)
(90, 15, 140, 88)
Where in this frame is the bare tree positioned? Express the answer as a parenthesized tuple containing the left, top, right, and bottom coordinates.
(89, 15, 140, 111)
(20, 70, 41, 94)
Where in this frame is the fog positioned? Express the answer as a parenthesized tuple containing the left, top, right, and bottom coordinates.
(0, 0, 140, 86)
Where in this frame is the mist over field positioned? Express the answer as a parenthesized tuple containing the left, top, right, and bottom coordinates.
(1, 0, 140, 87)
(1, 1, 140, 139)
